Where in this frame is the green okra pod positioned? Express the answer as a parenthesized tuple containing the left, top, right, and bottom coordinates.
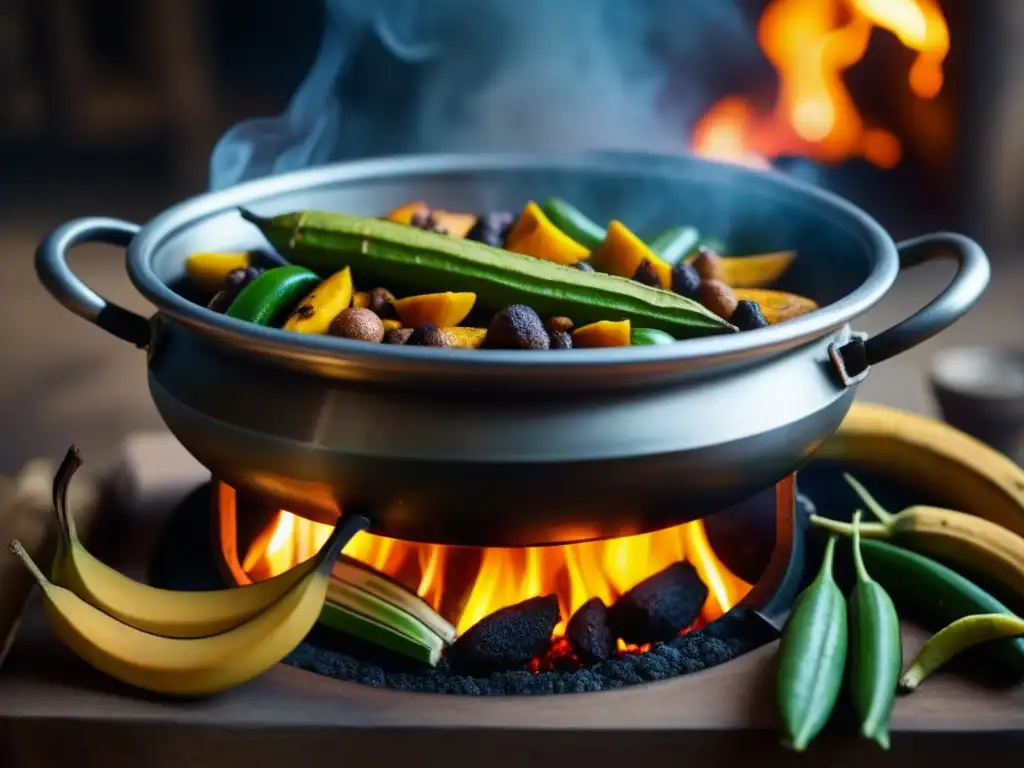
(224, 265, 322, 326)
(776, 534, 848, 752)
(847, 511, 902, 749)
(540, 198, 607, 249)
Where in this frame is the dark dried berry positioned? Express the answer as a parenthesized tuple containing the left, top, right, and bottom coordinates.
(465, 211, 517, 248)
(566, 598, 616, 664)
(410, 209, 447, 235)
(632, 259, 661, 287)
(207, 266, 263, 312)
(368, 287, 398, 319)
(731, 300, 769, 331)
(548, 330, 573, 349)
(406, 323, 452, 347)
(482, 305, 550, 350)
(573, 260, 595, 272)
(546, 316, 574, 334)
(671, 263, 701, 299)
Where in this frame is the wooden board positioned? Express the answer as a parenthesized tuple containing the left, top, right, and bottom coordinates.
(0, 433, 1021, 768)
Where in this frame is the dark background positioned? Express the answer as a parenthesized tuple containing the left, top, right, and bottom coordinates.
(0, 0, 1018, 476)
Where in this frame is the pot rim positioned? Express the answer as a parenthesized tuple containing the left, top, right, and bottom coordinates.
(127, 151, 898, 377)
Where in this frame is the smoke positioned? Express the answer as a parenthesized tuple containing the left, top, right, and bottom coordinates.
(209, 0, 758, 190)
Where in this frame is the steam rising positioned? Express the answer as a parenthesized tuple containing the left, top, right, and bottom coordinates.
(209, 0, 755, 190)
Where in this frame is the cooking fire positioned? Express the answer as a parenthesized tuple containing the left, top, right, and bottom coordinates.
(216, 482, 764, 678)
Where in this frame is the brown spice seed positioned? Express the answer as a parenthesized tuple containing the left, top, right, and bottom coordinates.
(691, 246, 724, 282)
(698, 279, 738, 320)
(384, 328, 414, 345)
(328, 307, 385, 343)
(546, 316, 574, 334)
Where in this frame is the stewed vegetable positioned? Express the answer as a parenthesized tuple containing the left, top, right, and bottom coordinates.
(183, 199, 819, 351)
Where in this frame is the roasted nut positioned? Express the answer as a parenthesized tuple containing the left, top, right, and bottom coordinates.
(698, 279, 739, 320)
(328, 307, 385, 343)
(632, 259, 661, 287)
(691, 245, 724, 282)
(406, 323, 452, 347)
(465, 211, 517, 248)
(482, 305, 550, 350)
(573, 260, 595, 272)
(546, 316, 574, 334)
(670, 263, 701, 299)
(731, 300, 769, 331)
(368, 287, 398, 319)
(207, 266, 263, 313)
(384, 328, 414, 345)
(548, 330, 573, 349)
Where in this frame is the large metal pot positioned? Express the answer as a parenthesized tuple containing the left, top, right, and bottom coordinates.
(35, 152, 989, 546)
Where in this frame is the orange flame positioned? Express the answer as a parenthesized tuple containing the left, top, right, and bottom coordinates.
(692, 0, 949, 169)
(237, 503, 752, 638)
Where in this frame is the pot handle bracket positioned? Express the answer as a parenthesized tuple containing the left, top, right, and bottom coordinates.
(830, 233, 991, 387)
(35, 217, 150, 348)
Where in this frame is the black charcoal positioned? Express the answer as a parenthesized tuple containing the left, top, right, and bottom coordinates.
(566, 598, 616, 663)
(608, 562, 709, 644)
(445, 595, 560, 675)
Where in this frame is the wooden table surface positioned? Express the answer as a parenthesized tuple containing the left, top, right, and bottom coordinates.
(1, 436, 1023, 767)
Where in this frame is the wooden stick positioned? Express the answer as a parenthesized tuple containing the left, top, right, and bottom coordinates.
(0, 457, 100, 669)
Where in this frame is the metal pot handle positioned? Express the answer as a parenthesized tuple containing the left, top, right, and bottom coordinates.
(35, 217, 151, 348)
(831, 232, 990, 386)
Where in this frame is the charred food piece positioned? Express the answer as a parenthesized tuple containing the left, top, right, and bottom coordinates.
(691, 245, 725, 282)
(410, 208, 448, 235)
(731, 300, 769, 331)
(671, 263, 701, 300)
(465, 210, 517, 248)
(632, 259, 662, 288)
(482, 304, 550, 350)
(207, 266, 264, 312)
(368, 287, 398, 319)
(608, 562, 709, 644)
(328, 307, 385, 343)
(573, 260, 595, 272)
(446, 595, 560, 675)
(566, 597, 616, 664)
(698, 279, 739, 321)
(383, 327, 414, 345)
(406, 322, 452, 347)
(548, 330, 573, 350)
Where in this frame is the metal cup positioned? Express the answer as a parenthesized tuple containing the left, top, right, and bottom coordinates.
(929, 346, 1024, 464)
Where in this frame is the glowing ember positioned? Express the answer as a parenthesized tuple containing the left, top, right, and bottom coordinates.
(230, 489, 752, 638)
(692, 0, 949, 169)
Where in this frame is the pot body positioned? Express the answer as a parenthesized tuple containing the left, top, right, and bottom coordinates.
(35, 152, 991, 545)
(148, 319, 854, 545)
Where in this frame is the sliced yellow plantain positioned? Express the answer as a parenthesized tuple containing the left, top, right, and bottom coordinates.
(713, 251, 796, 288)
(734, 288, 818, 324)
(282, 267, 354, 334)
(444, 327, 488, 349)
(352, 290, 371, 309)
(385, 201, 477, 238)
(185, 251, 251, 293)
(392, 292, 476, 328)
